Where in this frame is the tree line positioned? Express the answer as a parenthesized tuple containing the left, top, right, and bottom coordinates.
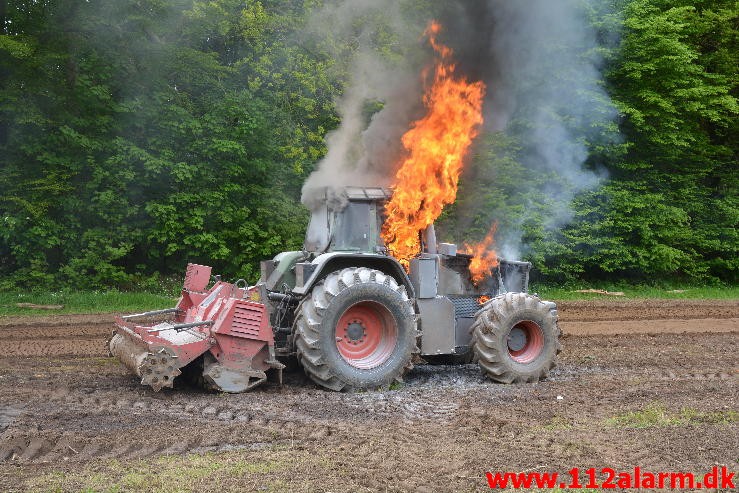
(0, 0, 736, 290)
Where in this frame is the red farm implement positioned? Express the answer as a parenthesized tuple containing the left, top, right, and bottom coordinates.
(109, 263, 284, 393)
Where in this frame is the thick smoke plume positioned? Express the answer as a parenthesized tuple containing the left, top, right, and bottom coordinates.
(441, 0, 618, 259)
(303, 0, 618, 257)
(300, 0, 428, 211)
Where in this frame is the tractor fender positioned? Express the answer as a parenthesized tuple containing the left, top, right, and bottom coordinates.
(291, 252, 415, 299)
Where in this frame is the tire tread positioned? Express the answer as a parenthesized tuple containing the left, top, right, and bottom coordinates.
(471, 292, 560, 384)
(294, 267, 418, 391)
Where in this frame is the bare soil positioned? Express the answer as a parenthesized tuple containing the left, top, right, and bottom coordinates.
(0, 300, 737, 492)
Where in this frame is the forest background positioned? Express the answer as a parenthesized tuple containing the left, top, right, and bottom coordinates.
(0, 0, 736, 292)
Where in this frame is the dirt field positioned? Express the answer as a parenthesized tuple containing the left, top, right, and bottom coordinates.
(0, 300, 737, 492)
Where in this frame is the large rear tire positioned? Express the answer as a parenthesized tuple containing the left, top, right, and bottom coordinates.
(293, 267, 418, 391)
(471, 292, 560, 383)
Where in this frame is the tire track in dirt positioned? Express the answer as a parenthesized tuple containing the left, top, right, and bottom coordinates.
(0, 338, 106, 357)
(0, 303, 737, 471)
(0, 368, 496, 464)
(0, 320, 111, 357)
(647, 369, 738, 381)
(0, 314, 112, 328)
(556, 299, 739, 335)
(5, 371, 731, 464)
(1, 325, 110, 340)
(0, 428, 287, 463)
(562, 318, 739, 335)
(0, 393, 344, 464)
(0, 404, 278, 463)
(556, 299, 739, 321)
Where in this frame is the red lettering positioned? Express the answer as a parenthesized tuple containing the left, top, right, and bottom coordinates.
(585, 467, 598, 488)
(533, 472, 559, 488)
(569, 467, 582, 488)
(670, 472, 694, 489)
(486, 472, 510, 488)
(484, 466, 734, 489)
(485, 471, 559, 489)
(658, 472, 669, 488)
(616, 471, 631, 489)
(641, 471, 656, 488)
(704, 466, 718, 488)
(602, 467, 616, 488)
(721, 466, 736, 489)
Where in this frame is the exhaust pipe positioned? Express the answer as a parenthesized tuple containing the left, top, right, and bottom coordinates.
(423, 224, 437, 254)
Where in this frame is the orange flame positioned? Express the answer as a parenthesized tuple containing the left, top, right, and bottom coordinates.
(478, 295, 491, 304)
(381, 21, 486, 266)
(464, 222, 499, 284)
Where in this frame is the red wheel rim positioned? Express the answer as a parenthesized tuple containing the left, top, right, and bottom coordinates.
(335, 301, 398, 369)
(507, 320, 544, 364)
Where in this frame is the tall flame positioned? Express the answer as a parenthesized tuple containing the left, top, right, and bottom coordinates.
(381, 21, 486, 266)
(464, 222, 499, 284)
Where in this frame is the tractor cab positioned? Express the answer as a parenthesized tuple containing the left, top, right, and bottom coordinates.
(303, 187, 391, 254)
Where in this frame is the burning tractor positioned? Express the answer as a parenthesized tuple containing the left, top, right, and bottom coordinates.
(109, 186, 561, 392)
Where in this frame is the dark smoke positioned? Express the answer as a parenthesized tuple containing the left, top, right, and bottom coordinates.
(433, 0, 619, 258)
(303, 0, 619, 258)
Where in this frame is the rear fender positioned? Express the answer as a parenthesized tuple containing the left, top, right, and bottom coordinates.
(264, 251, 306, 292)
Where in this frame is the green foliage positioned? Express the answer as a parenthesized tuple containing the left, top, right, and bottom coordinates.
(0, 290, 176, 316)
(0, 0, 736, 289)
(603, 0, 738, 283)
(0, 0, 319, 288)
(442, 0, 737, 285)
(535, 284, 739, 301)
(27, 452, 288, 493)
(606, 403, 739, 429)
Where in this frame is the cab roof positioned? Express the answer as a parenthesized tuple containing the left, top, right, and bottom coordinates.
(343, 187, 393, 201)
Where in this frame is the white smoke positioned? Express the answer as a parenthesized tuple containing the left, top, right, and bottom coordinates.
(438, 0, 618, 258)
(485, 0, 618, 258)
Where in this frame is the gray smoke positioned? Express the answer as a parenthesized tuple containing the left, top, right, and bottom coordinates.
(479, 0, 617, 259)
(432, 0, 618, 259)
(300, 0, 427, 210)
(302, 0, 619, 257)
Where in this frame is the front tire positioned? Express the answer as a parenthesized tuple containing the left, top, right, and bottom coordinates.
(471, 292, 561, 383)
(294, 268, 418, 391)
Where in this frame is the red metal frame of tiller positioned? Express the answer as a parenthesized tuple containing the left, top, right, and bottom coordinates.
(113, 264, 276, 372)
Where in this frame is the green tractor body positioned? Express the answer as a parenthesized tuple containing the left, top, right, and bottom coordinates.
(259, 187, 561, 391)
(108, 187, 560, 394)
